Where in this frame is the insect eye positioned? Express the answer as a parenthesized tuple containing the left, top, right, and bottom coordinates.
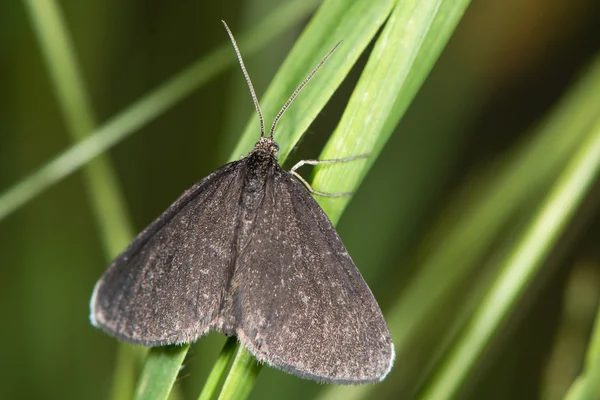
(272, 143, 279, 152)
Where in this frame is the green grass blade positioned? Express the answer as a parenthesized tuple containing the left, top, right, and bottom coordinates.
(216, 346, 262, 400)
(420, 94, 600, 400)
(313, 1, 468, 399)
(313, 1, 470, 400)
(563, 344, 600, 400)
(229, 0, 398, 162)
(23, 1, 139, 399)
(134, 345, 190, 400)
(564, 284, 600, 399)
(585, 306, 600, 384)
(313, 0, 471, 224)
(23, 0, 134, 256)
(197, 338, 239, 400)
(0, 0, 321, 224)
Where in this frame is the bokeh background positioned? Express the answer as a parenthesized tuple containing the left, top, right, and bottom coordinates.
(1, 0, 600, 399)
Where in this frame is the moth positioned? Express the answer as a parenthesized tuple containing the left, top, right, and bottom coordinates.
(90, 21, 394, 384)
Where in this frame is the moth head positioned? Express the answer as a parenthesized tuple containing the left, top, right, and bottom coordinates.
(254, 136, 279, 156)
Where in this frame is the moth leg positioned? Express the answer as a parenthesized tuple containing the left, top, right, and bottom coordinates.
(289, 155, 370, 198)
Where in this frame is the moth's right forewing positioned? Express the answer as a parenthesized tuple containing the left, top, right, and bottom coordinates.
(234, 166, 394, 384)
(90, 161, 245, 346)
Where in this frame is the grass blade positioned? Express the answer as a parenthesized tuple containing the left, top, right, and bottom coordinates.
(198, 338, 239, 400)
(314, 0, 471, 223)
(315, 1, 472, 399)
(134, 345, 190, 400)
(216, 345, 262, 400)
(23, 1, 139, 398)
(420, 91, 600, 400)
(23, 0, 134, 256)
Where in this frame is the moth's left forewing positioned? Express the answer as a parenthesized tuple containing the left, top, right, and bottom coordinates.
(90, 161, 245, 346)
(233, 166, 394, 384)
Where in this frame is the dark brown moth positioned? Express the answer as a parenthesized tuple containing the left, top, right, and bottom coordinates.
(90, 21, 394, 384)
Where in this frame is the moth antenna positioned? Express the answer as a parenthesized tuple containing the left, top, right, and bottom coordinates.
(270, 40, 342, 138)
(222, 21, 265, 138)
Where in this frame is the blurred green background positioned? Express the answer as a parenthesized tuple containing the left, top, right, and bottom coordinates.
(1, 0, 600, 399)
